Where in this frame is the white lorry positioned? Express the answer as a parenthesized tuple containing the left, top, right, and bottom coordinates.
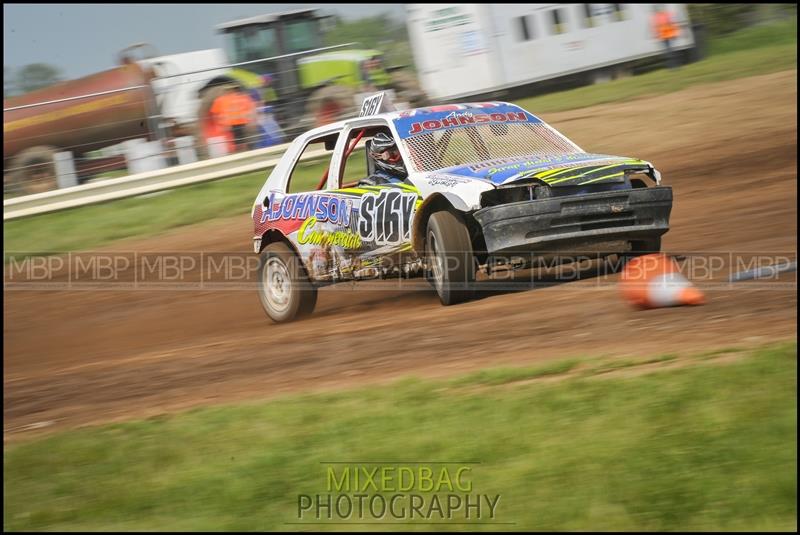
(405, 3, 696, 101)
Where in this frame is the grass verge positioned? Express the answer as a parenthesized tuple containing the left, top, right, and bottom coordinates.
(3, 159, 329, 259)
(516, 41, 796, 114)
(4, 342, 796, 531)
(708, 16, 797, 56)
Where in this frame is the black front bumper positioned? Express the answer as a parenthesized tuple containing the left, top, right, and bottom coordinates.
(473, 186, 673, 254)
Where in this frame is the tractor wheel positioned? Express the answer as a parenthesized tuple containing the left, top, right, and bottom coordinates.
(306, 85, 358, 127)
(6, 146, 59, 195)
(389, 70, 429, 108)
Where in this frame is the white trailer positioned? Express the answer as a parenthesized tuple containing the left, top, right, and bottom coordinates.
(405, 3, 696, 101)
(137, 48, 230, 128)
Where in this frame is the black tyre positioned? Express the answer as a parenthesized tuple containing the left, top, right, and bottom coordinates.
(426, 210, 475, 306)
(7, 145, 58, 195)
(257, 242, 318, 323)
(389, 70, 429, 107)
(305, 85, 358, 127)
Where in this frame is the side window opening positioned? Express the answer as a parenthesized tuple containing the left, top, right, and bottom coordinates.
(286, 132, 339, 194)
(338, 126, 401, 188)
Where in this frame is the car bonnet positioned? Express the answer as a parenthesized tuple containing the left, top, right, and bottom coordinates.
(437, 153, 652, 186)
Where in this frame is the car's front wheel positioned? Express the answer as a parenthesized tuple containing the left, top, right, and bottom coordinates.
(257, 242, 317, 323)
(426, 210, 475, 306)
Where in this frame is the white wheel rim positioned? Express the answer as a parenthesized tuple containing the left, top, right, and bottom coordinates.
(264, 257, 291, 313)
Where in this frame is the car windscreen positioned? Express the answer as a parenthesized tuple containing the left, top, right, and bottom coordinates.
(401, 121, 582, 174)
(392, 105, 584, 174)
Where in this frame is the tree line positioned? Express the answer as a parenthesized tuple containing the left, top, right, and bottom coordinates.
(688, 3, 796, 36)
(323, 13, 414, 70)
(4, 63, 63, 99)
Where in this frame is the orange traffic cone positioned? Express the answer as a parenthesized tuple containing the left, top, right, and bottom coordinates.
(619, 253, 705, 309)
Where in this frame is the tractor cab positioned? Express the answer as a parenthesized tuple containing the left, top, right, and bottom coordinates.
(215, 8, 425, 136)
(217, 9, 329, 99)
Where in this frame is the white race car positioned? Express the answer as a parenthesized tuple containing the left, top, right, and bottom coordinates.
(252, 100, 672, 322)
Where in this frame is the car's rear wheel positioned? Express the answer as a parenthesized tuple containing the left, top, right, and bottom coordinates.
(258, 242, 317, 323)
(426, 210, 475, 305)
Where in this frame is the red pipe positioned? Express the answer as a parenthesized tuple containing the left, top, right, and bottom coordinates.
(315, 128, 365, 190)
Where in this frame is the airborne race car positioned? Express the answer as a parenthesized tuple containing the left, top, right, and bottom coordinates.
(252, 101, 672, 322)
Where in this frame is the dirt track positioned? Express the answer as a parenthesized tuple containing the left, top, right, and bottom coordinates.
(4, 70, 797, 438)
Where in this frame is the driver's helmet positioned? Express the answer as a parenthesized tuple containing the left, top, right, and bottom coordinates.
(368, 132, 407, 178)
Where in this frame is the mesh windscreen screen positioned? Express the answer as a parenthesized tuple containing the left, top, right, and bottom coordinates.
(401, 123, 581, 173)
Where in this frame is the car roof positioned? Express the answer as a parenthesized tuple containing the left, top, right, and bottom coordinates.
(301, 101, 534, 139)
(384, 101, 528, 121)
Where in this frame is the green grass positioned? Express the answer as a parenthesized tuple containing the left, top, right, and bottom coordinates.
(708, 17, 797, 56)
(3, 20, 797, 256)
(3, 160, 329, 259)
(581, 354, 680, 376)
(4, 342, 797, 531)
(516, 41, 796, 114)
(692, 347, 747, 361)
(451, 358, 582, 387)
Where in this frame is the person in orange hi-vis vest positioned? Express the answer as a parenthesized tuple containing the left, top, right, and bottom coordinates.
(210, 85, 257, 152)
(651, 5, 681, 70)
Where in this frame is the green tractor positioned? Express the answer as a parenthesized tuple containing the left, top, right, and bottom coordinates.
(213, 9, 426, 137)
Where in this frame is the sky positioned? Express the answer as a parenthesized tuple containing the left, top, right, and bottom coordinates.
(4, 3, 407, 80)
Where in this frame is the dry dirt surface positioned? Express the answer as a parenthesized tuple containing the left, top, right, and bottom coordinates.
(4, 70, 797, 439)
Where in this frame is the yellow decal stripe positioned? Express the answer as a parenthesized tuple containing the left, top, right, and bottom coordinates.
(535, 159, 643, 183)
(546, 163, 626, 185)
(335, 187, 371, 195)
(4, 93, 134, 133)
(535, 165, 592, 180)
(578, 172, 625, 185)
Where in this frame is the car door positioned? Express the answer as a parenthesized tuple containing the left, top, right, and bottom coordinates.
(257, 129, 360, 284)
(329, 123, 422, 280)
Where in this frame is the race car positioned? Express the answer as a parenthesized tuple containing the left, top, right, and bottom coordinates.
(252, 100, 672, 322)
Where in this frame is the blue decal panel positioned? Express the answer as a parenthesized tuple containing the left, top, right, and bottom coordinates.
(440, 153, 638, 185)
(393, 103, 541, 139)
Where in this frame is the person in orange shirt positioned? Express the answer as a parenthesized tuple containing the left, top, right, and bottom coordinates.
(210, 85, 258, 152)
(651, 5, 681, 70)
